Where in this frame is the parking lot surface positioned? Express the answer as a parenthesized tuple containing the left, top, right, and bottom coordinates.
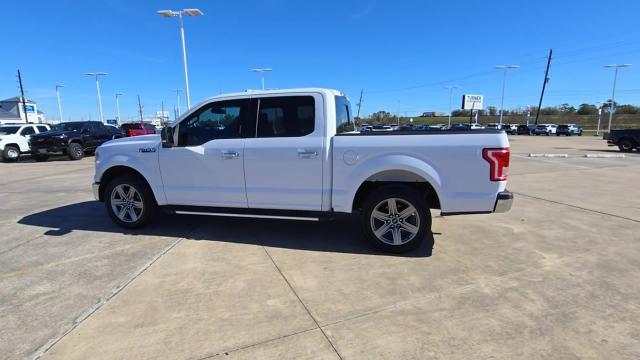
(1, 136, 639, 359)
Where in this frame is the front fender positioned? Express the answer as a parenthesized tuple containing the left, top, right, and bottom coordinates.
(95, 151, 167, 205)
(334, 154, 443, 212)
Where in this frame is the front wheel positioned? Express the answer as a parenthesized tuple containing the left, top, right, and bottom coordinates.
(104, 175, 156, 228)
(67, 143, 84, 160)
(361, 185, 431, 253)
(618, 139, 635, 152)
(2, 145, 20, 162)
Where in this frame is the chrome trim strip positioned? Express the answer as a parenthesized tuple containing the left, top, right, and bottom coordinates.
(174, 211, 320, 221)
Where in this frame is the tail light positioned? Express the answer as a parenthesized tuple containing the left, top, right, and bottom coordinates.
(483, 147, 510, 181)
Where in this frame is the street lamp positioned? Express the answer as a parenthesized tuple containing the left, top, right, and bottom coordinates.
(175, 89, 183, 115)
(604, 64, 632, 132)
(444, 85, 460, 128)
(251, 68, 272, 90)
(157, 8, 204, 110)
(55, 85, 64, 122)
(115, 93, 123, 124)
(85, 72, 107, 123)
(495, 65, 519, 125)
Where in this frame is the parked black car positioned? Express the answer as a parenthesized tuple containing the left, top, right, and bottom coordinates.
(606, 129, 640, 152)
(517, 124, 533, 135)
(556, 124, 583, 136)
(29, 121, 115, 161)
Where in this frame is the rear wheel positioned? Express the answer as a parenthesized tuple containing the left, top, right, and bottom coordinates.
(67, 142, 84, 160)
(361, 185, 430, 253)
(618, 139, 635, 152)
(2, 145, 20, 162)
(104, 175, 156, 228)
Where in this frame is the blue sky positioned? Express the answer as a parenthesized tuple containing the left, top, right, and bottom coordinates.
(1, 0, 640, 121)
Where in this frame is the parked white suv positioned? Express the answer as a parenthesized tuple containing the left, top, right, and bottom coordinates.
(0, 123, 50, 162)
(93, 88, 513, 253)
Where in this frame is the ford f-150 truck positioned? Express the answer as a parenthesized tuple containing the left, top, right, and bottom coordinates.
(93, 88, 513, 253)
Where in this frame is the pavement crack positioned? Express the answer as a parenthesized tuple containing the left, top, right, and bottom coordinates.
(513, 191, 640, 223)
(262, 247, 344, 360)
(30, 227, 196, 360)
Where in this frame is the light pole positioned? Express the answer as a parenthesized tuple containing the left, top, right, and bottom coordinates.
(604, 64, 632, 132)
(55, 85, 64, 122)
(251, 68, 272, 90)
(495, 65, 519, 125)
(158, 8, 204, 110)
(444, 85, 460, 128)
(115, 93, 123, 124)
(175, 89, 183, 115)
(85, 72, 107, 123)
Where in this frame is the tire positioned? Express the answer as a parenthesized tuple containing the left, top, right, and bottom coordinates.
(546, 132, 551, 136)
(556, 133, 560, 136)
(618, 139, 635, 153)
(361, 185, 431, 253)
(104, 175, 156, 228)
(32, 154, 49, 162)
(2, 145, 20, 162)
(67, 142, 84, 160)
(578, 132, 582, 136)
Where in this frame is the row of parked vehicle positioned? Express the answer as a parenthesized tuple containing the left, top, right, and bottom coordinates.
(0, 121, 158, 162)
(359, 123, 584, 136)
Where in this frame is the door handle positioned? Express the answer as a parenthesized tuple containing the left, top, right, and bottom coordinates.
(221, 150, 240, 159)
(297, 149, 318, 159)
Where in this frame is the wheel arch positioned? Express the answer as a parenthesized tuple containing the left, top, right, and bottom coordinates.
(98, 165, 153, 202)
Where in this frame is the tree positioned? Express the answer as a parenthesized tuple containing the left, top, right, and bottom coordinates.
(558, 103, 576, 114)
(451, 109, 470, 117)
(487, 106, 497, 116)
(540, 106, 559, 115)
(615, 104, 639, 114)
(577, 103, 598, 115)
(369, 111, 393, 124)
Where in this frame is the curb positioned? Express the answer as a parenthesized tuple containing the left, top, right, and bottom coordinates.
(528, 153, 569, 158)
(584, 154, 625, 158)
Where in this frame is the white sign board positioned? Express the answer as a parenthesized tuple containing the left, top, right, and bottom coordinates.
(462, 94, 484, 110)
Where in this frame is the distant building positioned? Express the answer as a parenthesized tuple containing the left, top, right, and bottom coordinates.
(421, 111, 445, 117)
(0, 97, 44, 124)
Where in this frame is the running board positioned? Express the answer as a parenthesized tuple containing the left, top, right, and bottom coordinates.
(162, 205, 330, 222)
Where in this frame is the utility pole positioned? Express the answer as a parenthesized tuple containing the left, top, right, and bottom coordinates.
(115, 93, 123, 125)
(137, 95, 144, 123)
(175, 89, 183, 115)
(356, 89, 363, 119)
(534, 49, 553, 125)
(604, 64, 632, 132)
(445, 86, 459, 128)
(17, 70, 30, 123)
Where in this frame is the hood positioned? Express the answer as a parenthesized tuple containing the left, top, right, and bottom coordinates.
(31, 130, 76, 137)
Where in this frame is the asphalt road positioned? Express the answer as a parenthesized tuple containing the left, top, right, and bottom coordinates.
(1, 136, 639, 359)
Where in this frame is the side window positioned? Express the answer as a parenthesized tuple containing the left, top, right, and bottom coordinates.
(20, 126, 36, 136)
(256, 96, 315, 138)
(37, 126, 48, 132)
(335, 96, 354, 134)
(177, 100, 248, 147)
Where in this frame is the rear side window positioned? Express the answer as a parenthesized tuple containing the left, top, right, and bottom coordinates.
(256, 96, 315, 138)
(20, 126, 36, 136)
(143, 124, 156, 130)
(37, 126, 49, 132)
(335, 96, 354, 134)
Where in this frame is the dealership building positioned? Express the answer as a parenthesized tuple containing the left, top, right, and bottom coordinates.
(0, 97, 45, 124)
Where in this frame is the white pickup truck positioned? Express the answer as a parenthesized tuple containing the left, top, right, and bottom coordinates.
(93, 88, 512, 252)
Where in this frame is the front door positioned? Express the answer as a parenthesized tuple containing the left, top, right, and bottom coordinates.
(243, 95, 324, 211)
(159, 99, 251, 207)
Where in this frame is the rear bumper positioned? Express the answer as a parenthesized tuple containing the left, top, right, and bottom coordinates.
(494, 191, 513, 213)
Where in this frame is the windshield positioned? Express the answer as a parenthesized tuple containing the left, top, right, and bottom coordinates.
(51, 123, 84, 132)
(0, 126, 20, 135)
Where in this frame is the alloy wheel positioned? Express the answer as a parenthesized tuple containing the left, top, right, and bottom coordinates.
(370, 198, 420, 245)
(110, 184, 144, 223)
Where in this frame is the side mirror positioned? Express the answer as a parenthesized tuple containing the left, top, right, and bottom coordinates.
(161, 127, 174, 148)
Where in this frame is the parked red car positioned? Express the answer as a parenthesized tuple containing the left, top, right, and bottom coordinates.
(121, 123, 157, 137)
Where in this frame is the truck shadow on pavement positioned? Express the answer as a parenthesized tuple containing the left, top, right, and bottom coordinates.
(18, 201, 435, 257)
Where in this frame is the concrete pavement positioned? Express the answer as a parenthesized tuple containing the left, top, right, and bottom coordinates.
(1, 136, 639, 359)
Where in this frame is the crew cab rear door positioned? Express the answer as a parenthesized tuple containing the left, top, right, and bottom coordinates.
(159, 99, 251, 207)
(243, 94, 324, 211)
